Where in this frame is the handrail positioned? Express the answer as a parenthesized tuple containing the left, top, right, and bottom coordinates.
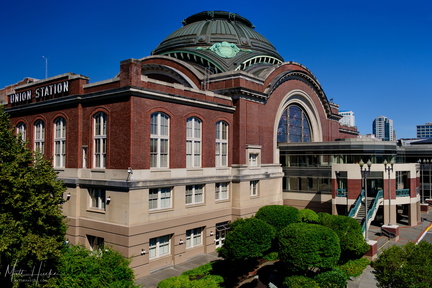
(362, 190, 384, 233)
(396, 189, 410, 197)
(348, 190, 365, 218)
(336, 188, 347, 197)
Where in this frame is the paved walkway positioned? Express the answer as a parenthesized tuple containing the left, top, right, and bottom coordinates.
(135, 212, 432, 288)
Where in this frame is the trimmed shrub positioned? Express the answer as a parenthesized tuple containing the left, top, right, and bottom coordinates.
(314, 268, 348, 288)
(278, 223, 341, 272)
(255, 205, 300, 232)
(319, 213, 369, 263)
(158, 274, 223, 288)
(339, 258, 370, 278)
(218, 217, 276, 262)
(283, 275, 320, 288)
(298, 208, 319, 223)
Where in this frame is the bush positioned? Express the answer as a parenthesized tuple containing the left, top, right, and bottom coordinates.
(278, 223, 340, 272)
(48, 245, 137, 287)
(255, 205, 300, 232)
(314, 268, 348, 288)
(298, 208, 319, 223)
(319, 213, 369, 263)
(372, 241, 432, 288)
(339, 258, 370, 278)
(158, 274, 223, 288)
(283, 275, 320, 288)
(218, 217, 276, 262)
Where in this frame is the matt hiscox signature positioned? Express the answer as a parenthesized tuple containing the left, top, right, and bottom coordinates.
(4, 260, 58, 283)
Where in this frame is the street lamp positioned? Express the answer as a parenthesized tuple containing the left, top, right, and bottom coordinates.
(359, 159, 372, 241)
(419, 159, 424, 203)
(384, 159, 394, 226)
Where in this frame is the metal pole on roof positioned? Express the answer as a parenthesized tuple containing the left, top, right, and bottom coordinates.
(42, 56, 48, 79)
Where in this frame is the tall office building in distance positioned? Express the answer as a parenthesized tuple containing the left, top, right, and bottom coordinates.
(373, 116, 394, 141)
(339, 110, 355, 127)
(417, 122, 432, 139)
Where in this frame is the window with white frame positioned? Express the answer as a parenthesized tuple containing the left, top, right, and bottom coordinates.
(186, 117, 202, 168)
(89, 188, 106, 210)
(87, 235, 104, 251)
(186, 227, 203, 248)
(150, 112, 169, 168)
(149, 235, 171, 259)
(34, 120, 45, 154)
(249, 153, 258, 166)
(215, 121, 228, 167)
(149, 187, 172, 210)
(186, 185, 204, 205)
(93, 112, 107, 168)
(215, 182, 229, 201)
(16, 122, 26, 141)
(54, 117, 66, 168)
(250, 180, 259, 196)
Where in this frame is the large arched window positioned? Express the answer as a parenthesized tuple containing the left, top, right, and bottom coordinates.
(16, 122, 26, 141)
(54, 117, 66, 168)
(186, 117, 202, 168)
(93, 112, 107, 168)
(150, 112, 169, 168)
(277, 105, 312, 143)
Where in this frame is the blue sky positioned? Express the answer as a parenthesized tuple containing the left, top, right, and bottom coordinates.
(1, 0, 431, 138)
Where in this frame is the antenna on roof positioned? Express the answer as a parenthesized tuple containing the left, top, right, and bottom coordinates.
(42, 56, 48, 79)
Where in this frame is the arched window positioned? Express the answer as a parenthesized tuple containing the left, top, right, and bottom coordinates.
(150, 112, 169, 168)
(277, 105, 312, 143)
(34, 120, 45, 153)
(186, 117, 202, 168)
(16, 122, 26, 141)
(54, 117, 66, 168)
(215, 121, 228, 167)
(93, 112, 107, 168)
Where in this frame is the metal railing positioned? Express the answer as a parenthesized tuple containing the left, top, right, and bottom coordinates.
(336, 188, 347, 197)
(396, 189, 410, 197)
(348, 190, 365, 218)
(381, 226, 396, 239)
(362, 190, 384, 233)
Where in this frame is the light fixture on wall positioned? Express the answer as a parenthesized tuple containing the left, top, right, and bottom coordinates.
(141, 249, 146, 255)
(106, 196, 111, 204)
(210, 231, 214, 236)
(179, 239, 184, 245)
(127, 167, 133, 181)
(66, 193, 71, 200)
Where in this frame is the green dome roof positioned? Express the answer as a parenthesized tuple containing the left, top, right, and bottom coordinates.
(152, 11, 284, 73)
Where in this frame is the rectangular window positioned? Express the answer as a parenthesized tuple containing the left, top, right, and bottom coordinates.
(186, 185, 204, 205)
(215, 182, 229, 201)
(150, 113, 170, 168)
(89, 188, 106, 210)
(54, 118, 66, 168)
(87, 235, 104, 251)
(186, 117, 202, 168)
(250, 180, 259, 196)
(186, 227, 204, 248)
(93, 112, 107, 168)
(34, 120, 45, 154)
(149, 235, 171, 259)
(149, 187, 172, 210)
(249, 153, 258, 166)
(215, 121, 228, 167)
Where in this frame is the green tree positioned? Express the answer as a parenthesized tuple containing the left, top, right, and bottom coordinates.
(318, 213, 369, 263)
(372, 241, 432, 288)
(255, 205, 300, 232)
(278, 223, 341, 272)
(48, 245, 138, 287)
(0, 106, 67, 286)
(218, 217, 276, 262)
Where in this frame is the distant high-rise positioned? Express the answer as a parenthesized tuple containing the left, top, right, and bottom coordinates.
(339, 110, 355, 127)
(373, 116, 394, 141)
(417, 122, 432, 139)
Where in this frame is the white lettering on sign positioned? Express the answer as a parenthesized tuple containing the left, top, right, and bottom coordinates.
(8, 81, 69, 104)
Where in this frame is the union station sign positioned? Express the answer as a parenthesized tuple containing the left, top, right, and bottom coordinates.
(8, 80, 69, 104)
